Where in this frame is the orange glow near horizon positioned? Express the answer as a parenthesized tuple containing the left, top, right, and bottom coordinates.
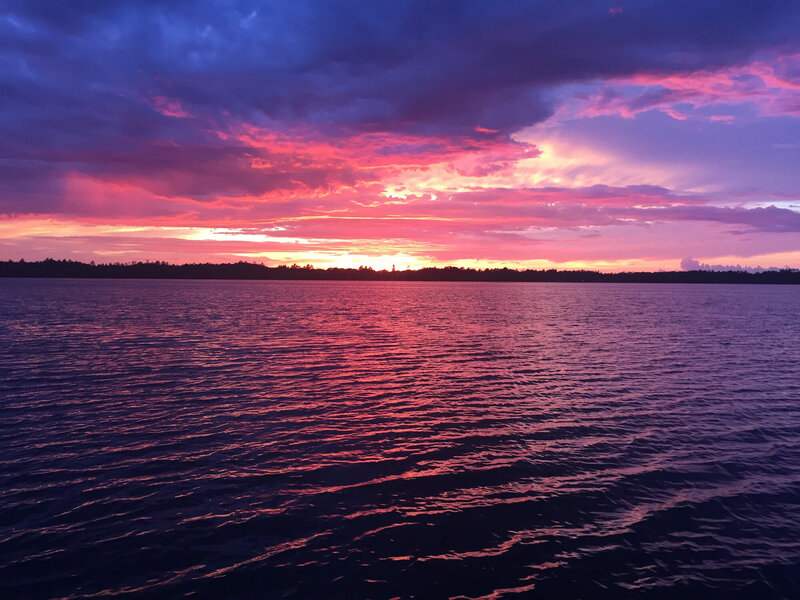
(4, 217, 800, 273)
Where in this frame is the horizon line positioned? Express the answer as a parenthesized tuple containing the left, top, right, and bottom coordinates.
(2, 258, 799, 284)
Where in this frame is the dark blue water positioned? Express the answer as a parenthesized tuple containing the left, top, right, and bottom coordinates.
(1, 279, 799, 599)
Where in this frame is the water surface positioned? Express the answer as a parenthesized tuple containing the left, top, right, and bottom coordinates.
(1, 280, 799, 599)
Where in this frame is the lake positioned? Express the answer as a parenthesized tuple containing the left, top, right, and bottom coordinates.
(1, 279, 799, 599)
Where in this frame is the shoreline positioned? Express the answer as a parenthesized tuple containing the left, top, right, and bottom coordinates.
(2, 259, 799, 284)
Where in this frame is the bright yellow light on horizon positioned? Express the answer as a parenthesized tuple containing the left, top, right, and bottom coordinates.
(233, 251, 432, 271)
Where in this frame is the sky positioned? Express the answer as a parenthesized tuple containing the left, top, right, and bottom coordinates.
(2, 0, 800, 271)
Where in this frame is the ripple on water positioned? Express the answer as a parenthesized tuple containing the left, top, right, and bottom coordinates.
(1, 279, 799, 599)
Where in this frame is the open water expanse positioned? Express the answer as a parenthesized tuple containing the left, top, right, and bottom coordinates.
(1, 279, 799, 599)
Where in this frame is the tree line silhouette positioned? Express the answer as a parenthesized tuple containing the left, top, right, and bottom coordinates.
(2, 259, 799, 284)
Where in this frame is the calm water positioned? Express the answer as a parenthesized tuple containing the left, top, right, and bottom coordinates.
(1, 279, 799, 600)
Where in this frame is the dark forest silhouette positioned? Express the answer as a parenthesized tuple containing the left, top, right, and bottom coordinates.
(2, 259, 799, 284)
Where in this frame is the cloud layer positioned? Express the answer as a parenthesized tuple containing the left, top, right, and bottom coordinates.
(2, 1, 800, 269)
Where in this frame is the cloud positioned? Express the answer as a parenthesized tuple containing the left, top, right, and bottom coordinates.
(2, 1, 800, 268)
(681, 256, 790, 272)
(568, 53, 800, 122)
(3, 1, 800, 142)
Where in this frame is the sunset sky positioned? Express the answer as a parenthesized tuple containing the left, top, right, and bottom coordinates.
(2, 1, 800, 271)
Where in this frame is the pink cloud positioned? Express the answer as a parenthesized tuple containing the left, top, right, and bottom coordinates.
(149, 96, 193, 118)
(572, 53, 800, 121)
(4, 81, 800, 270)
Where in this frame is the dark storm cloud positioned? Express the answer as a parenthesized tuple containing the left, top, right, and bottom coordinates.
(2, 0, 800, 211)
(5, 0, 800, 133)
